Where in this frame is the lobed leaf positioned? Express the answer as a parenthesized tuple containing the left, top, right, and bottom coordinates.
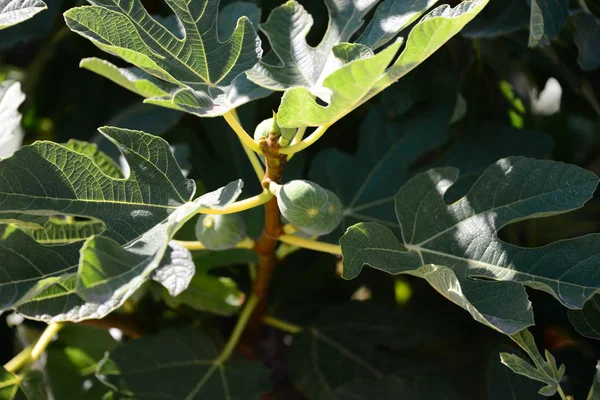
(277, 0, 488, 128)
(0, 0, 46, 30)
(487, 345, 544, 400)
(65, 0, 266, 117)
(340, 157, 600, 334)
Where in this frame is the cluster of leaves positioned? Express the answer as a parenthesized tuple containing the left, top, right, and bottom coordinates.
(0, 0, 599, 399)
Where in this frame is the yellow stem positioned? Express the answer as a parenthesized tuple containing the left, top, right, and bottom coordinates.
(4, 345, 33, 374)
(275, 243, 300, 260)
(30, 323, 63, 362)
(199, 190, 272, 215)
(287, 126, 307, 161)
(262, 316, 303, 334)
(175, 237, 255, 251)
(229, 109, 265, 182)
(223, 111, 262, 154)
(278, 234, 341, 255)
(217, 294, 260, 363)
(278, 125, 331, 155)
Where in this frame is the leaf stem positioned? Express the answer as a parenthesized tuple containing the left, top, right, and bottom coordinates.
(198, 190, 272, 215)
(262, 316, 302, 334)
(229, 109, 265, 182)
(287, 126, 307, 161)
(174, 237, 255, 251)
(6, 323, 64, 373)
(217, 294, 260, 363)
(278, 125, 331, 155)
(3, 345, 33, 373)
(223, 111, 262, 154)
(30, 323, 63, 361)
(557, 385, 568, 400)
(278, 234, 342, 255)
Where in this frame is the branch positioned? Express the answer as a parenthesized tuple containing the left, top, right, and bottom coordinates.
(198, 190, 272, 215)
(175, 237, 255, 251)
(278, 235, 342, 255)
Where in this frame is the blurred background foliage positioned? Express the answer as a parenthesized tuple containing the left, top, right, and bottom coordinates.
(1, 0, 600, 398)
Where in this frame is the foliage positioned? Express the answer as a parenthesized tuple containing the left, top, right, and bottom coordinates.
(0, 0, 599, 399)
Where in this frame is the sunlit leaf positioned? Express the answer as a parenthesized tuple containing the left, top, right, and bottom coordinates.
(0, 0, 46, 30)
(0, 80, 25, 157)
(357, 0, 438, 50)
(340, 157, 600, 334)
(247, 0, 379, 94)
(96, 328, 270, 399)
(64, 0, 265, 117)
(277, 0, 488, 128)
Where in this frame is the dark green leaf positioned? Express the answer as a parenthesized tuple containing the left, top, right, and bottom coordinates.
(528, 0, 568, 47)
(96, 328, 270, 399)
(572, 10, 600, 71)
(569, 293, 600, 339)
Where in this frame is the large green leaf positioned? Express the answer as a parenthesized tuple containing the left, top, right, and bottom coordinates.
(288, 301, 461, 399)
(0, 80, 25, 157)
(0, 127, 194, 244)
(96, 328, 270, 399)
(277, 0, 488, 128)
(571, 10, 600, 71)
(335, 376, 460, 400)
(528, 0, 568, 47)
(246, 0, 380, 93)
(64, 0, 265, 117)
(357, 0, 438, 50)
(277, 38, 402, 128)
(340, 157, 600, 334)
(15, 180, 243, 322)
(0, 0, 46, 30)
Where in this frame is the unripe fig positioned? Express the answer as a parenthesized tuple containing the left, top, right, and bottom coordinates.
(253, 117, 273, 143)
(194, 214, 245, 250)
(300, 189, 343, 236)
(275, 180, 329, 229)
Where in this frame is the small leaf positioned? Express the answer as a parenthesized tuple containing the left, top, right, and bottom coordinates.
(500, 330, 565, 396)
(246, 0, 380, 93)
(0, 80, 25, 157)
(96, 328, 270, 399)
(528, 0, 568, 47)
(488, 345, 544, 400)
(357, 0, 438, 50)
(0, 0, 46, 30)
(571, 10, 600, 71)
(332, 43, 374, 63)
(340, 157, 600, 334)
